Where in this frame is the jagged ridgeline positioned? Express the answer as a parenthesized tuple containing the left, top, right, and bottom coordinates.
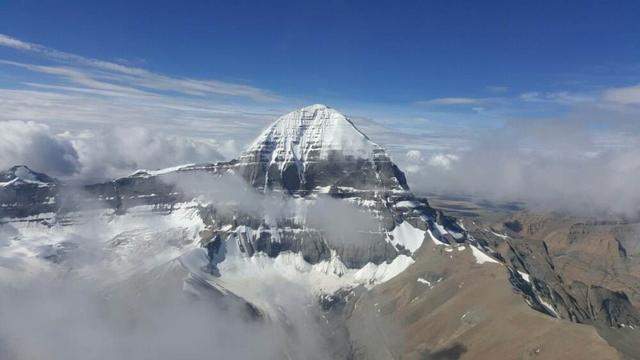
(0, 104, 462, 272)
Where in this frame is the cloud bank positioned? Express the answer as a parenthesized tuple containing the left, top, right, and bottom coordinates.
(0, 121, 80, 177)
(0, 201, 333, 360)
(0, 121, 231, 182)
(403, 117, 640, 216)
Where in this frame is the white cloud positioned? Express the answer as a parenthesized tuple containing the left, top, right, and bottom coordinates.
(0, 34, 34, 50)
(0, 121, 233, 182)
(70, 127, 228, 181)
(0, 86, 281, 147)
(0, 33, 279, 101)
(0, 121, 80, 176)
(426, 153, 459, 170)
(0, 204, 331, 360)
(405, 150, 423, 162)
(519, 91, 594, 104)
(404, 118, 640, 216)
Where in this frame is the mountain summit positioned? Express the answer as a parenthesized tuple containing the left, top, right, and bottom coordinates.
(0, 165, 56, 187)
(244, 104, 382, 162)
(238, 104, 407, 193)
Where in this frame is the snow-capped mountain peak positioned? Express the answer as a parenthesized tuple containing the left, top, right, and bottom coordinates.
(0, 165, 56, 187)
(238, 105, 404, 192)
(243, 104, 383, 165)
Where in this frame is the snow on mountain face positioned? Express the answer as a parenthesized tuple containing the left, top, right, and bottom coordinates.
(243, 104, 382, 164)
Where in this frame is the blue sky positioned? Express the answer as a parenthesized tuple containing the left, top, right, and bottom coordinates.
(1, 1, 640, 156)
(3, 1, 640, 100)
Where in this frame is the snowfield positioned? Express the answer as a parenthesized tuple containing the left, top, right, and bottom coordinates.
(387, 220, 425, 253)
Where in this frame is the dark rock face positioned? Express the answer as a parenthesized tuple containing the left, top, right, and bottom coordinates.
(580, 284, 639, 327)
(470, 218, 640, 330)
(237, 152, 408, 194)
(0, 183, 57, 219)
(231, 225, 399, 268)
(0, 165, 58, 219)
(196, 192, 412, 268)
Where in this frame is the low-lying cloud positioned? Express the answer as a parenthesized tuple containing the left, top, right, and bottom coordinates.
(169, 172, 380, 243)
(404, 117, 640, 217)
(0, 121, 80, 177)
(69, 127, 231, 182)
(0, 275, 289, 360)
(0, 197, 333, 360)
(0, 120, 233, 182)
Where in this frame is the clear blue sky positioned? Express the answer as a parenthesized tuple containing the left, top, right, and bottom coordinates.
(2, 0, 639, 103)
(1, 0, 640, 154)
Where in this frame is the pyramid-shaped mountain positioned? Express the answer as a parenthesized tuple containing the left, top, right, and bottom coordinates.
(237, 104, 408, 193)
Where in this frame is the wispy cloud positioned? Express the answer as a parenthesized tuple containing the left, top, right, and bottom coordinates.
(416, 86, 638, 118)
(0, 86, 281, 143)
(0, 34, 33, 50)
(518, 91, 595, 104)
(1, 60, 153, 97)
(0, 33, 279, 101)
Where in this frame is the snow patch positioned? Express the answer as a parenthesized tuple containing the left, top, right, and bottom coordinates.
(490, 230, 509, 239)
(518, 271, 531, 283)
(387, 221, 425, 253)
(394, 201, 419, 209)
(537, 296, 559, 318)
(131, 163, 195, 177)
(470, 245, 500, 265)
(353, 255, 414, 287)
